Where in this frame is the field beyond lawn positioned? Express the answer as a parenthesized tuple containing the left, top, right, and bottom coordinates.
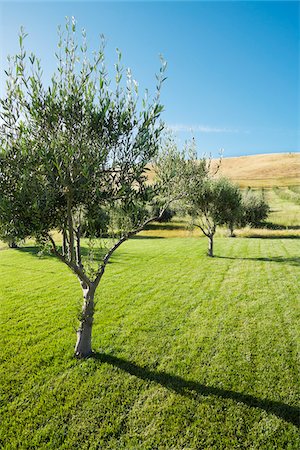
(0, 237, 299, 449)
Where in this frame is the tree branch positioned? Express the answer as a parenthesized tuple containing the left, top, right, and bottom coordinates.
(66, 194, 75, 263)
(47, 233, 91, 286)
(75, 226, 82, 269)
(194, 223, 210, 238)
(93, 205, 173, 287)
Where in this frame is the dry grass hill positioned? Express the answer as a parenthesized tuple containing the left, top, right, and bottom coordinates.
(211, 152, 300, 187)
(148, 153, 299, 187)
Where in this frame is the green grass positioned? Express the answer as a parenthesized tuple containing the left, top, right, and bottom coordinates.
(266, 188, 300, 228)
(1, 236, 299, 449)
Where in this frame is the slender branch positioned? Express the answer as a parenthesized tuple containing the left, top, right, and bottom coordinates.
(103, 238, 124, 265)
(211, 152, 223, 176)
(194, 223, 210, 238)
(75, 226, 82, 268)
(66, 194, 75, 262)
(47, 233, 91, 286)
(93, 204, 174, 287)
(203, 211, 214, 234)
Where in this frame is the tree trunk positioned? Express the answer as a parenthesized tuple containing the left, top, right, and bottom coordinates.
(208, 235, 214, 257)
(74, 283, 95, 358)
(229, 224, 235, 237)
(62, 229, 67, 256)
(8, 240, 18, 248)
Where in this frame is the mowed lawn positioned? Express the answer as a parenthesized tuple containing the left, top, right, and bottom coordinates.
(1, 237, 299, 449)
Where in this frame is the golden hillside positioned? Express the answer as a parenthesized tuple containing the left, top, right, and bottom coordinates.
(212, 153, 300, 187)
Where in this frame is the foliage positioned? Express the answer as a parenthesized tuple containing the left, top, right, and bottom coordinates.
(266, 187, 300, 229)
(152, 135, 190, 210)
(156, 206, 175, 223)
(273, 187, 300, 206)
(80, 207, 109, 238)
(240, 189, 270, 227)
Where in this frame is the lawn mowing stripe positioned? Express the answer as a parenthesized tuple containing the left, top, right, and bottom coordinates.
(1, 239, 299, 449)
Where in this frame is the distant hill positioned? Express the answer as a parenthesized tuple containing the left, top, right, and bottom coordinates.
(211, 153, 300, 187)
(147, 152, 299, 188)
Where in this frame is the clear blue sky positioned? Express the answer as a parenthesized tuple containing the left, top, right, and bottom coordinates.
(0, 1, 299, 157)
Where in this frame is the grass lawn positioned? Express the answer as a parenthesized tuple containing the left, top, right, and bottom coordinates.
(266, 188, 300, 228)
(1, 236, 299, 449)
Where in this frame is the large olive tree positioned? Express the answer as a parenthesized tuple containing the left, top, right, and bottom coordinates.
(0, 19, 180, 357)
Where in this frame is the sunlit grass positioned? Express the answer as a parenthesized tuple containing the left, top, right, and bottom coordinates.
(232, 177, 300, 188)
(1, 236, 299, 449)
(266, 188, 300, 228)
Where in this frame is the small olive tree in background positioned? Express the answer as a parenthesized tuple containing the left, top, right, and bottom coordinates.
(227, 188, 270, 235)
(186, 176, 242, 257)
(0, 18, 183, 358)
(240, 189, 270, 227)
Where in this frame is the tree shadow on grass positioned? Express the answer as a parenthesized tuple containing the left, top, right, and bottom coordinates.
(15, 245, 116, 264)
(261, 222, 300, 231)
(215, 255, 300, 267)
(16, 246, 42, 255)
(132, 235, 165, 240)
(246, 235, 300, 240)
(144, 223, 186, 231)
(92, 352, 299, 428)
(0, 247, 59, 273)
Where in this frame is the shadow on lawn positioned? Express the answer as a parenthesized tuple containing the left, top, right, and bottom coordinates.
(143, 222, 187, 231)
(246, 235, 300, 240)
(261, 222, 300, 231)
(17, 246, 42, 255)
(132, 235, 165, 240)
(16, 245, 115, 262)
(92, 352, 300, 428)
(215, 255, 300, 267)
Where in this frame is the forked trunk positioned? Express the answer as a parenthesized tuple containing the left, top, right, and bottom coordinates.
(74, 283, 95, 358)
(208, 235, 214, 257)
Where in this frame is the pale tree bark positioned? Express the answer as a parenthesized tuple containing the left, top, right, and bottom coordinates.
(74, 282, 95, 358)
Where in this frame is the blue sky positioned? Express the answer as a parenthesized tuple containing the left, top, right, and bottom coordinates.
(0, 1, 299, 157)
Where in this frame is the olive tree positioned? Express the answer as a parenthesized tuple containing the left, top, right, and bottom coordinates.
(187, 176, 242, 257)
(226, 188, 270, 235)
(240, 189, 270, 227)
(0, 19, 181, 358)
